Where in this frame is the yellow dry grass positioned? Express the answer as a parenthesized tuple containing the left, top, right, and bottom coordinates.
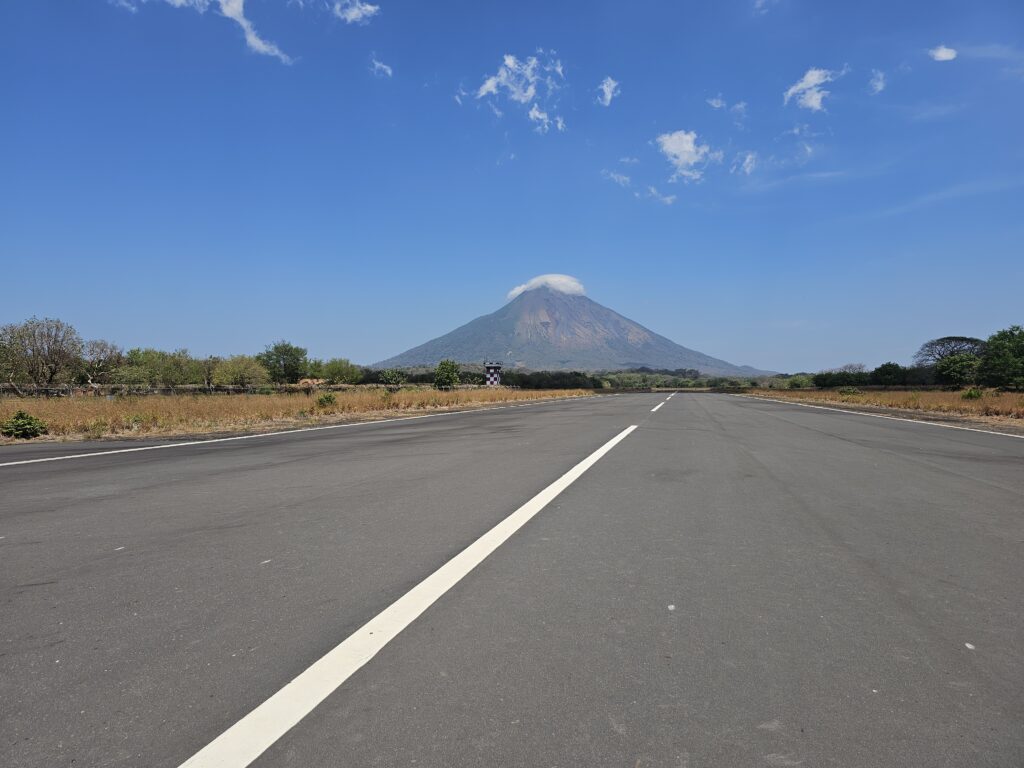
(748, 388, 1024, 419)
(0, 388, 593, 442)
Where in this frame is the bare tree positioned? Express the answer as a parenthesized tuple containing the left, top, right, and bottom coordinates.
(912, 336, 986, 366)
(82, 339, 124, 387)
(0, 317, 84, 387)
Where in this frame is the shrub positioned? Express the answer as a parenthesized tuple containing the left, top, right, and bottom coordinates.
(316, 392, 337, 408)
(322, 358, 362, 385)
(1, 410, 49, 439)
(433, 359, 460, 389)
(870, 362, 907, 386)
(961, 387, 984, 400)
(837, 387, 862, 395)
(378, 369, 407, 390)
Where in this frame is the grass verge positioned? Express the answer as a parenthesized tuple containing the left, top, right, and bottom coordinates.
(745, 388, 1024, 431)
(0, 388, 593, 444)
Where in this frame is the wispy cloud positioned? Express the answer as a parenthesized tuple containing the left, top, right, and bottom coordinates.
(475, 50, 566, 133)
(877, 178, 1023, 217)
(596, 76, 620, 107)
(731, 151, 758, 176)
(601, 169, 631, 187)
(115, 0, 292, 63)
(706, 94, 726, 109)
(959, 43, 1024, 78)
(370, 56, 392, 78)
(619, 156, 639, 165)
(753, 0, 779, 15)
(928, 45, 957, 62)
(641, 186, 676, 205)
(333, 0, 379, 25)
(869, 69, 886, 94)
(655, 130, 721, 183)
(784, 66, 848, 112)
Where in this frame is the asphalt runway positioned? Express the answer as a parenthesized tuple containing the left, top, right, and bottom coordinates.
(2, 393, 1022, 767)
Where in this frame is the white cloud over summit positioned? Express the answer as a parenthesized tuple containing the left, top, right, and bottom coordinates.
(507, 274, 585, 300)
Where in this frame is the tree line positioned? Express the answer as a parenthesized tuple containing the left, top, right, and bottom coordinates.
(808, 328, 1023, 390)
(0, 319, 368, 390)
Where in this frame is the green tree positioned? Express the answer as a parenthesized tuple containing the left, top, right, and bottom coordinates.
(977, 326, 1024, 389)
(322, 357, 362, 384)
(0, 317, 83, 387)
(121, 348, 204, 387)
(913, 336, 986, 366)
(433, 359, 460, 389)
(256, 341, 308, 384)
(212, 355, 271, 387)
(934, 353, 980, 387)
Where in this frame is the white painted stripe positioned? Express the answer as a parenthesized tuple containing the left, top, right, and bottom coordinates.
(733, 394, 1024, 440)
(177, 424, 637, 768)
(0, 396, 594, 469)
(651, 402, 664, 413)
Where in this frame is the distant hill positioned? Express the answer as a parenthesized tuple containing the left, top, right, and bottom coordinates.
(374, 285, 772, 376)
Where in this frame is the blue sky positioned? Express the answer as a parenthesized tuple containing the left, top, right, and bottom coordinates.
(2, 0, 1022, 372)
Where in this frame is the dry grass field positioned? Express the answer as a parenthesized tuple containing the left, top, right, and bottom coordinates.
(0, 388, 592, 442)
(748, 388, 1024, 420)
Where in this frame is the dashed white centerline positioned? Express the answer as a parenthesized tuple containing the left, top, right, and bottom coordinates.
(651, 402, 664, 413)
(177, 424, 638, 768)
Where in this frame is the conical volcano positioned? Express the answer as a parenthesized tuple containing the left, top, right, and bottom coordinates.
(374, 285, 767, 375)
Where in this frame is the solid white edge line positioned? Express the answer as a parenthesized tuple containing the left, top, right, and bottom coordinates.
(651, 402, 664, 412)
(732, 394, 1024, 440)
(177, 424, 638, 768)
(0, 395, 600, 468)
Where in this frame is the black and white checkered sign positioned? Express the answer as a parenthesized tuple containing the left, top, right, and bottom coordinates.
(485, 366, 502, 386)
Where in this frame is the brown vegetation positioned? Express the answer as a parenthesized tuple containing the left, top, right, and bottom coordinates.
(747, 388, 1024, 420)
(0, 388, 592, 443)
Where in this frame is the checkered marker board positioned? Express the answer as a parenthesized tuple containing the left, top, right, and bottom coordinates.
(485, 369, 502, 386)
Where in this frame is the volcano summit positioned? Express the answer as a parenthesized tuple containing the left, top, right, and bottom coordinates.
(375, 275, 768, 376)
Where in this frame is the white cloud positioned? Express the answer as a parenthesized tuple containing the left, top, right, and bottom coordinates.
(730, 101, 747, 117)
(370, 57, 392, 78)
(706, 95, 726, 109)
(731, 151, 758, 175)
(869, 69, 886, 94)
(601, 169, 631, 187)
(528, 103, 551, 132)
(475, 50, 566, 132)
(333, 0, 379, 24)
(477, 54, 540, 103)
(619, 156, 639, 164)
(507, 274, 585, 300)
(753, 0, 778, 15)
(655, 130, 720, 183)
(113, 0, 291, 63)
(596, 76, 621, 107)
(928, 45, 957, 62)
(783, 66, 847, 112)
(642, 186, 676, 205)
